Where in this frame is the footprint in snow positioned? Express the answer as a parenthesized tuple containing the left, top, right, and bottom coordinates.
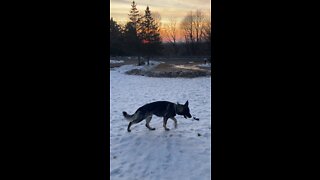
(130, 162, 136, 167)
(110, 168, 121, 175)
(135, 140, 141, 146)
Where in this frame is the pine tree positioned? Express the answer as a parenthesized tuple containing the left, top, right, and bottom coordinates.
(123, 22, 140, 56)
(138, 6, 162, 65)
(128, 1, 140, 29)
(125, 1, 143, 65)
(110, 18, 124, 56)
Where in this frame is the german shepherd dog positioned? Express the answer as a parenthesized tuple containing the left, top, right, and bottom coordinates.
(123, 101, 192, 132)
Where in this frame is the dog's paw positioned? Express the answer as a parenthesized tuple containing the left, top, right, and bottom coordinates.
(151, 128, 156, 130)
(165, 128, 170, 131)
(127, 129, 131, 132)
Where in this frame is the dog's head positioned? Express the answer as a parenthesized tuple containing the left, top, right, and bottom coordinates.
(177, 100, 192, 119)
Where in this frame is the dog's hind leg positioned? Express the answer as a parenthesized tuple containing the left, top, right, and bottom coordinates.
(163, 117, 170, 131)
(127, 111, 147, 132)
(145, 115, 156, 131)
(127, 119, 143, 132)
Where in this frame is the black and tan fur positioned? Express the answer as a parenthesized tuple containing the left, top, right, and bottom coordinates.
(123, 101, 192, 132)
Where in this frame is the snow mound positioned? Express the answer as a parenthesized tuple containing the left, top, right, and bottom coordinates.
(111, 60, 163, 73)
(110, 60, 124, 64)
(198, 63, 211, 68)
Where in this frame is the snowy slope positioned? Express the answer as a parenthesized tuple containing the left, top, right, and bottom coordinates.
(110, 65, 211, 180)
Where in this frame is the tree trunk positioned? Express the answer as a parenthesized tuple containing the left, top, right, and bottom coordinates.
(173, 44, 178, 55)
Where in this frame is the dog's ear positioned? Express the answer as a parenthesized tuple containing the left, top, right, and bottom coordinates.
(185, 100, 189, 106)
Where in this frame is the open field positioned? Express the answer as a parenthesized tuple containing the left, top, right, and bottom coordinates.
(110, 65, 211, 180)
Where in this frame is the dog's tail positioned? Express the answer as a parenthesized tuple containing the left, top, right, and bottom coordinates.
(122, 111, 136, 122)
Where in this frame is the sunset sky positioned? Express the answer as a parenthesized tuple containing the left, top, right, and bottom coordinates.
(110, 0, 211, 42)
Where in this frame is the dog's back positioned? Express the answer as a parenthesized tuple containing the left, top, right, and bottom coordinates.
(136, 101, 175, 117)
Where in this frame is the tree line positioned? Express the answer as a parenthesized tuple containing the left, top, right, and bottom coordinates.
(110, 1, 211, 63)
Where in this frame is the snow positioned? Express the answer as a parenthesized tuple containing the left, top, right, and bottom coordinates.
(110, 64, 211, 180)
(110, 60, 124, 64)
(198, 63, 211, 68)
(110, 61, 164, 73)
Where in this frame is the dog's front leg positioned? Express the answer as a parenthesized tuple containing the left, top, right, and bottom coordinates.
(170, 117, 178, 128)
(127, 122, 132, 132)
(163, 117, 170, 131)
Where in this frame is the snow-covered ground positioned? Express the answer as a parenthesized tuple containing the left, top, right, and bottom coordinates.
(198, 63, 211, 68)
(110, 64, 211, 180)
(110, 60, 125, 64)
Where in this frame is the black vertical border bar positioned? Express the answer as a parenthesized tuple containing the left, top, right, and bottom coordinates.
(212, 0, 225, 179)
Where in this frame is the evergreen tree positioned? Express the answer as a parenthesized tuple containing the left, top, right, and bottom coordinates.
(124, 1, 143, 65)
(128, 1, 140, 29)
(138, 6, 162, 65)
(110, 18, 124, 56)
(123, 22, 140, 56)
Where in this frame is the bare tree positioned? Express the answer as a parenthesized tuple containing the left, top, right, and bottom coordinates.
(194, 10, 206, 43)
(163, 17, 178, 55)
(152, 12, 161, 31)
(181, 11, 195, 54)
(204, 17, 211, 56)
(203, 17, 211, 43)
(180, 10, 209, 55)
